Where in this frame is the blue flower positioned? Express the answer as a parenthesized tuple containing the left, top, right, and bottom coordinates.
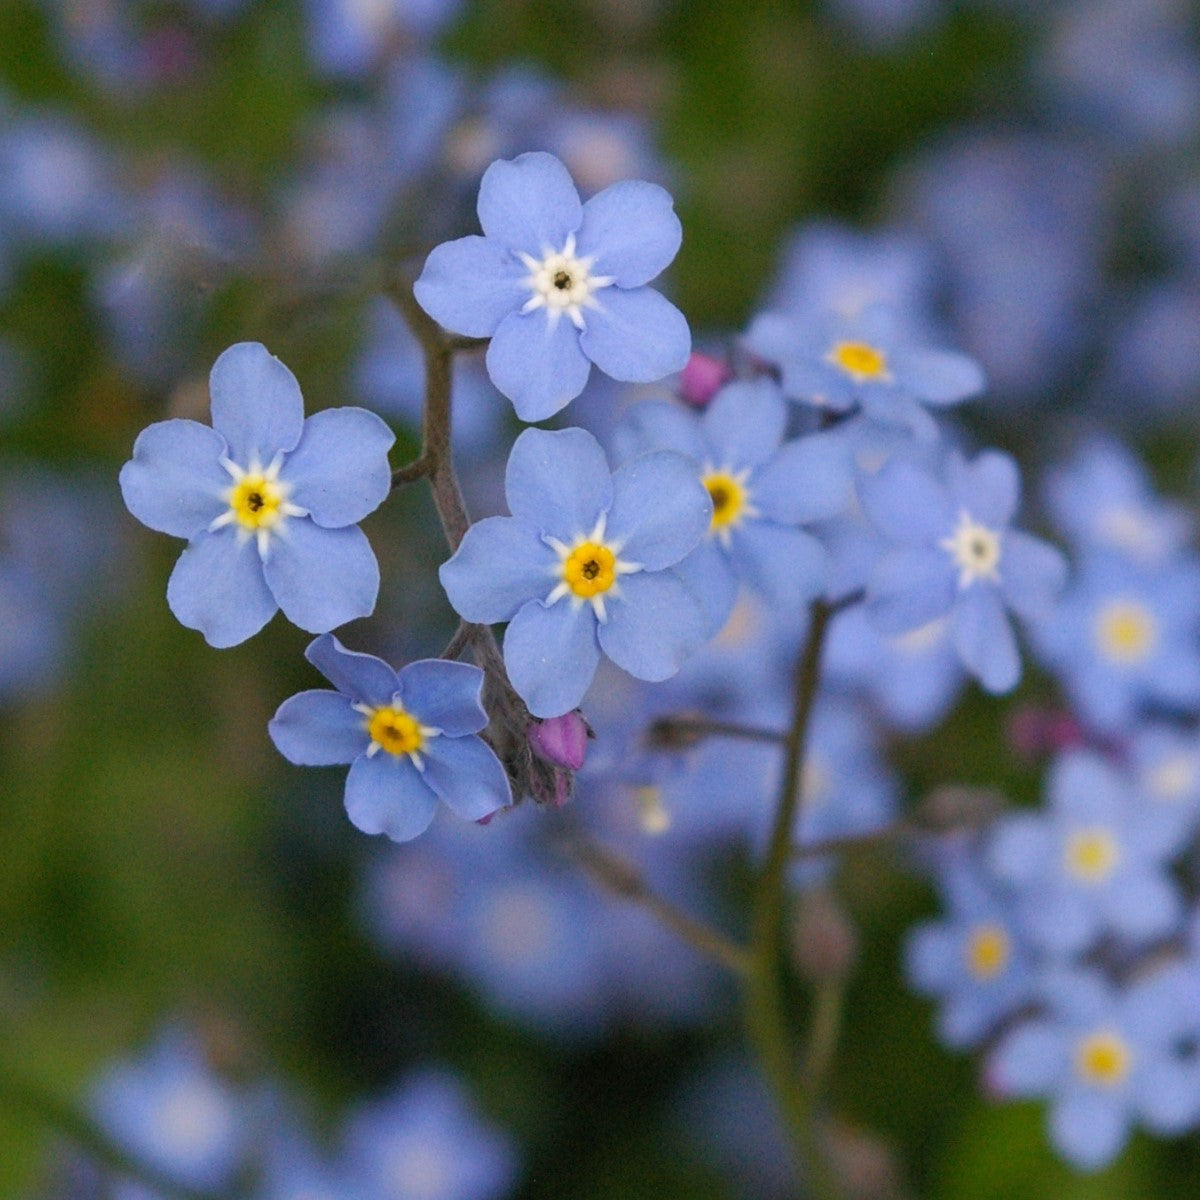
(270, 634, 511, 842)
(743, 302, 984, 439)
(988, 967, 1200, 1170)
(414, 151, 691, 421)
(119, 342, 394, 647)
(613, 378, 851, 634)
(439, 426, 713, 717)
(859, 449, 1067, 693)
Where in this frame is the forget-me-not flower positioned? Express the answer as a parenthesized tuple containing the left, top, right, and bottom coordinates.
(270, 634, 511, 842)
(439, 426, 712, 717)
(120, 342, 394, 647)
(414, 151, 690, 422)
(859, 449, 1067, 693)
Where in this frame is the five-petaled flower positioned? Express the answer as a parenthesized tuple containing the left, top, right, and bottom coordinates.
(119, 342, 395, 647)
(270, 634, 511, 842)
(414, 151, 691, 422)
(439, 426, 713, 718)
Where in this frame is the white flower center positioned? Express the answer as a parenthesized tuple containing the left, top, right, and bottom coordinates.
(939, 510, 1002, 588)
(519, 233, 615, 331)
(208, 453, 308, 558)
(542, 513, 642, 622)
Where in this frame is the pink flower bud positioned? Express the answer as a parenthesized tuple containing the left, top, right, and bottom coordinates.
(678, 352, 732, 407)
(528, 711, 590, 771)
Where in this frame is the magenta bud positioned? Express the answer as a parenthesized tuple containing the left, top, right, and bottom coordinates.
(529, 711, 590, 771)
(678, 352, 732, 407)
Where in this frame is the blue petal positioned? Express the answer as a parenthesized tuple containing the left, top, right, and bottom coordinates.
(1049, 1090, 1130, 1172)
(282, 408, 394, 528)
(439, 516, 557, 623)
(504, 599, 600, 718)
(1000, 530, 1068, 619)
(606, 450, 711, 570)
(904, 922, 959, 992)
(305, 633, 399, 706)
(575, 180, 682, 288)
(504, 427, 612, 541)
(421, 734, 512, 820)
(952, 586, 1020, 693)
(344, 753, 438, 842)
(1103, 872, 1181, 941)
(858, 389, 940, 442)
(986, 814, 1053, 884)
(866, 548, 957, 634)
(269, 689, 369, 765)
(751, 431, 853, 526)
(598, 570, 707, 682)
(262, 521, 379, 633)
(892, 348, 986, 405)
(947, 451, 1020, 529)
(208, 342, 304, 466)
(1133, 1059, 1200, 1134)
(119, 419, 229, 539)
(612, 400, 706, 463)
(486, 310, 592, 421)
(396, 659, 488, 736)
(579, 287, 691, 383)
(476, 152, 582, 255)
(166, 528, 277, 647)
(413, 235, 527, 337)
(989, 1020, 1066, 1096)
(1019, 888, 1096, 955)
(701, 379, 787, 469)
(1047, 751, 1123, 822)
(729, 523, 827, 608)
(672, 540, 739, 638)
(859, 461, 954, 545)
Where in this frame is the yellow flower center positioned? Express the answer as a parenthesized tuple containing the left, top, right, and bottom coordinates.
(228, 473, 289, 530)
(366, 706, 426, 758)
(1075, 1030, 1131, 1087)
(562, 541, 617, 598)
(1064, 827, 1120, 883)
(828, 340, 890, 382)
(1094, 600, 1158, 664)
(702, 470, 749, 533)
(964, 923, 1010, 980)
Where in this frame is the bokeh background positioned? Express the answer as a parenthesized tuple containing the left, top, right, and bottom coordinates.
(3, 0, 1200, 1196)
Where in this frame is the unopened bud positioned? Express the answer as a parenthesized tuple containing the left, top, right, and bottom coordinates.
(1006, 704, 1086, 761)
(791, 889, 857, 983)
(529, 710, 591, 771)
(822, 1119, 907, 1200)
(679, 352, 732, 407)
(914, 785, 1006, 833)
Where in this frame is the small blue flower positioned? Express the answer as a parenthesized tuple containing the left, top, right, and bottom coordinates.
(120, 342, 395, 647)
(613, 378, 852, 634)
(414, 151, 691, 421)
(743, 302, 984, 439)
(270, 634, 511, 842)
(859, 449, 1067, 693)
(440, 426, 712, 718)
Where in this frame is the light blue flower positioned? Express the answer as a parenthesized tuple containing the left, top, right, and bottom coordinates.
(987, 749, 1185, 957)
(414, 151, 690, 421)
(439, 426, 713, 717)
(859, 449, 1068, 693)
(119, 342, 394, 647)
(270, 634, 511, 842)
(988, 967, 1200, 1171)
(743, 302, 984, 439)
(613, 378, 851, 634)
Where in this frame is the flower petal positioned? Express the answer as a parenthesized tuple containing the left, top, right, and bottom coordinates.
(892, 348, 986, 405)
(485, 309, 592, 422)
(751, 430, 854, 526)
(987, 814, 1053, 885)
(988, 1020, 1067, 1097)
(262, 521, 379, 633)
(729, 523, 828, 608)
(1001, 530, 1068, 620)
(612, 399, 707, 463)
(477, 152, 582, 255)
(866, 548, 957, 634)
(701, 379, 788, 469)
(598, 570, 707, 682)
(421, 734, 512, 821)
(119, 419, 230, 539)
(396, 659, 488, 736)
(166, 528, 277, 648)
(282, 408, 395, 528)
(504, 427, 612, 541)
(344, 753, 438, 842)
(859, 460, 954, 545)
(305, 633, 400, 707)
(439, 516, 558, 624)
(952, 586, 1021, 693)
(208, 342, 305, 465)
(579, 287, 691, 383)
(947, 451, 1021, 529)
(413, 235, 527, 337)
(575, 180, 682, 288)
(269, 689, 369, 765)
(673, 539, 739, 638)
(606, 450, 712, 570)
(1049, 1090, 1129, 1172)
(503, 598, 600, 718)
